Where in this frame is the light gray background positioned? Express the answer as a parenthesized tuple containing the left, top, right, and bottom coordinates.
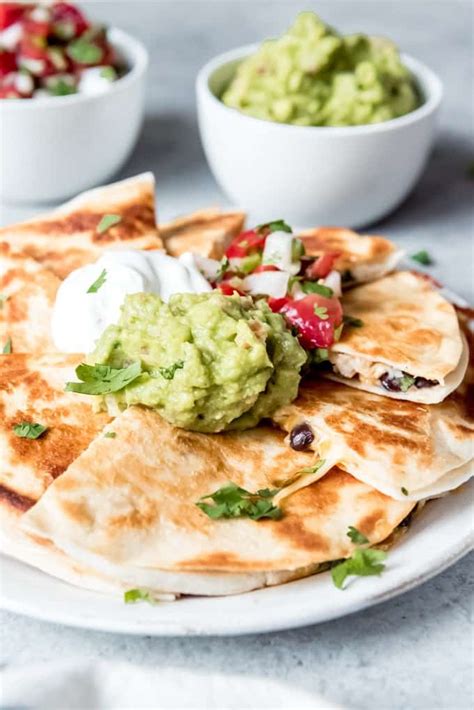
(1, 2, 473, 709)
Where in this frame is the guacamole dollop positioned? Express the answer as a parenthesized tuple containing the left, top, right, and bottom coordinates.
(222, 12, 420, 127)
(91, 291, 307, 432)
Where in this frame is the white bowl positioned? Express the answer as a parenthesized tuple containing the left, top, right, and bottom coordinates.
(0, 28, 148, 204)
(196, 45, 443, 227)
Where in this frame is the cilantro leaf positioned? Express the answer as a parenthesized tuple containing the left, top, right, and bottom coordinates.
(96, 214, 122, 235)
(215, 257, 230, 281)
(401, 486, 409, 496)
(67, 38, 103, 65)
(347, 526, 369, 545)
(65, 361, 142, 395)
(196, 483, 282, 521)
(256, 219, 293, 234)
(87, 268, 107, 294)
(48, 78, 77, 96)
(343, 315, 364, 328)
(2, 336, 12, 354)
(313, 305, 329, 320)
(104, 431, 116, 439)
(124, 588, 158, 605)
(410, 250, 433, 266)
(291, 238, 306, 260)
(13, 422, 48, 440)
(302, 281, 333, 297)
(399, 374, 415, 392)
(331, 548, 387, 589)
(278, 459, 326, 488)
(158, 360, 184, 380)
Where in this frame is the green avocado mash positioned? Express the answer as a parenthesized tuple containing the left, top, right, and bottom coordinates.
(91, 291, 307, 432)
(222, 12, 420, 127)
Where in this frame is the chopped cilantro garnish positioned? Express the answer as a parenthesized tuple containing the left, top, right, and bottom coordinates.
(331, 548, 387, 589)
(196, 483, 282, 521)
(401, 486, 409, 496)
(13, 422, 48, 440)
(97, 214, 122, 234)
(87, 268, 107, 294)
(343, 315, 364, 328)
(410, 250, 433, 266)
(104, 431, 117, 439)
(48, 79, 77, 96)
(158, 360, 184, 380)
(256, 219, 292, 234)
(124, 588, 159, 605)
(67, 38, 103, 65)
(279, 459, 326, 488)
(313, 305, 329, 320)
(2, 336, 12, 354)
(399, 374, 415, 392)
(215, 257, 230, 280)
(291, 238, 306, 260)
(347, 526, 369, 545)
(65, 361, 142, 395)
(302, 281, 333, 297)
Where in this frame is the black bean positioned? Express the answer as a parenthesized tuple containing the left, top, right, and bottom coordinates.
(414, 377, 439, 389)
(290, 422, 314, 451)
(379, 373, 402, 392)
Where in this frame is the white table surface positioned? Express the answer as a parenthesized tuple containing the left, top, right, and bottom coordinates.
(1, 2, 473, 709)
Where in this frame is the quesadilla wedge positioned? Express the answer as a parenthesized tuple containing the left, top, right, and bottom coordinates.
(161, 208, 246, 259)
(0, 244, 59, 353)
(325, 271, 467, 403)
(0, 353, 110, 504)
(18, 406, 414, 596)
(273, 365, 474, 502)
(298, 226, 403, 286)
(0, 173, 162, 279)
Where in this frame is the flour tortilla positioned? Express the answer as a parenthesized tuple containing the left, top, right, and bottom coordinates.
(0, 353, 110, 504)
(273, 366, 474, 502)
(0, 174, 162, 279)
(161, 208, 245, 259)
(327, 271, 466, 403)
(0, 244, 59, 353)
(298, 226, 403, 285)
(18, 407, 414, 596)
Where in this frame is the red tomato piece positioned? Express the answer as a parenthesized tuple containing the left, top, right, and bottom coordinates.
(225, 230, 267, 258)
(280, 293, 343, 349)
(252, 264, 280, 273)
(0, 3, 27, 30)
(218, 282, 245, 296)
(0, 84, 21, 98)
(268, 296, 290, 312)
(306, 252, 341, 279)
(51, 2, 89, 38)
(0, 50, 17, 77)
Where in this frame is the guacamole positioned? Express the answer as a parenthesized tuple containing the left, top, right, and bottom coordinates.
(91, 291, 307, 432)
(222, 12, 420, 127)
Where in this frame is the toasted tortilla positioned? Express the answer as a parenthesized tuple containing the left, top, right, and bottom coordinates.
(0, 244, 59, 353)
(18, 407, 414, 596)
(161, 208, 245, 259)
(273, 364, 474, 502)
(327, 271, 466, 403)
(298, 226, 403, 285)
(0, 174, 162, 279)
(0, 353, 110, 504)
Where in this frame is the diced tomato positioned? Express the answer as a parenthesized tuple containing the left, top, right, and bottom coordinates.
(0, 85, 21, 98)
(268, 296, 290, 312)
(218, 282, 246, 296)
(280, 293, 343, 349)
(0, 3, 27, 31)
(51, 2, 89, 39)
(253, 264, 280, 273)
(226, 230, 267, 258)
(306, 252, 341, 279)
(0, 50, 17, 77)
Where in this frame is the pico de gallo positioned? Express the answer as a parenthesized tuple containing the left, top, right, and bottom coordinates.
(0, 2, 124, 99)
(190, 220, 354, 362)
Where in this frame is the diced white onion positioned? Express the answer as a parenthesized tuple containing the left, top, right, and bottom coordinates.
(243, 271, 290, 298)
(178, 251, 219, 282)
(78, 67, 115, 96)
(14, 72, 34, 95)
(0, 22, 23, 51)
(322, 270, 342, 297)
(262, 231, 300, 275)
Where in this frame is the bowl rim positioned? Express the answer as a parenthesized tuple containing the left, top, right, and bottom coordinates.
(0, 27, 148, 109)
(196, 43, 443, 134)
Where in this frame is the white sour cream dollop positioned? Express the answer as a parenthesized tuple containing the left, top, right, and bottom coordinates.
(51, 249, 212, 353)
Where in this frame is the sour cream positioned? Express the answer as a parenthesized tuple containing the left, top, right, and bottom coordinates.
(51, 249, 212, 353)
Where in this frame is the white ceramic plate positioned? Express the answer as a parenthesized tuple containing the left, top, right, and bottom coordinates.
(1, 479, 472, 636)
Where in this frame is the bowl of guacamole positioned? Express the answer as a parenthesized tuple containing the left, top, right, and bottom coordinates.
(87, 291, 307, 433)
(196, 11, 442, 226)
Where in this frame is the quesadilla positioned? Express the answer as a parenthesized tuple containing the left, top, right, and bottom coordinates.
(0, 244, 59, 353)
(0, 173, 162, 280)
(326, 271, 467, 403)
(18, 406, 414, 596)
(0, 353, 109, 505)
(273, 364, 473, 502)
(161, 208, 246, 259)
(298, 226, 403, 286)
